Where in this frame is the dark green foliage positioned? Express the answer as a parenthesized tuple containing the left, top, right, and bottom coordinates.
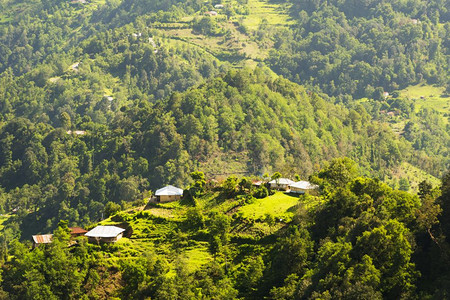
(253, 185, 269, 199)
(104, 201, 121, 218)
(268, 0, 449, 99)
(185, 207, 205, 230)
(208, 212, 231, 253)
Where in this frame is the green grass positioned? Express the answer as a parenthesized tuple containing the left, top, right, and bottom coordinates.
(151, 0, 292, 65)
(389, 162, 441, 192)
(0, 215, 10, 231)
(239, 192, 300, 220)
(180, 244, 213, 272)
(399, 83, 449, 115)
(242, 0, 293, 30)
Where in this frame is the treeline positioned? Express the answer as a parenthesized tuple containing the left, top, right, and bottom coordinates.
(267, 0, 450, 99)
(0, 160, 449, 298)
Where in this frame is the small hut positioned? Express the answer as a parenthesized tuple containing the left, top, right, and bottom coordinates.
(69, 227, 88, 238)
(85, 226, 125, 243)
(155, 185, 183, 203)
(32, 234, 53, 248)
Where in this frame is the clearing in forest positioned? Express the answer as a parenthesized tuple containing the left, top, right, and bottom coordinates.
(400, 84, 449, 115)
(241, 0, 293, 30)
(239, 191, 300, 220)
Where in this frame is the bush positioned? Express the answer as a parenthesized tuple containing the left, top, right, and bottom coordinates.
(253, 185, 269, 198)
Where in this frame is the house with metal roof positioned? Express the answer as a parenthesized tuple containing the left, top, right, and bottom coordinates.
(269, 178, 295, 191)
(289, 181, 319, 194)
(69, 227, 87, 237)
(85, 225, 125, 243)
(155, 185, 183, 203)
(32, 234, 53, 248)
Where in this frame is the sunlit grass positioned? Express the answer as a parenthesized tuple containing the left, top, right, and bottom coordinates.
(400, 83, 449, 115)
(239, 191, 300, 220)
(242, 0, 293, 30)
(0, 215, 10, 231)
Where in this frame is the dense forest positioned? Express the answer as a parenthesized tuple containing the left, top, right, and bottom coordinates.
(268, 0, 450, 100)
(0, 0, 449, 298)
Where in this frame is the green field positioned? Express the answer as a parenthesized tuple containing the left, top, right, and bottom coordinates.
(388, 162, 441, 192)
(180, 244, 213, 272)
(400, 84, 449, 115)
(242, 0, 293, 30)
(239, 192, 300, 220)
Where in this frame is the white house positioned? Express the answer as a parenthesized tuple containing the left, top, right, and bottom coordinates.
(289, 181, 319, 194)
(85, 225, 125, 243)
(214, 4, 224, 9)
(269, 178, 295, 191)
(155, 185, 183, 203)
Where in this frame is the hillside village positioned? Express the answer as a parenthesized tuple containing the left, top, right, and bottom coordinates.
(31, 175, 319, 246)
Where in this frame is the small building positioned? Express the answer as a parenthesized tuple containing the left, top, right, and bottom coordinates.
(289, 181, 319, 194)
(85, 225, 125, 243)
(155, 185, 183, 203)
(205, 11, 218, 16)
(32, 234, 53, 248)
(69, 227, 87, 238)
(383, 92, 389, 99)
(214, 4, 224, 8)
(66, 130, 86, 135)
(269, 178, 295, 191)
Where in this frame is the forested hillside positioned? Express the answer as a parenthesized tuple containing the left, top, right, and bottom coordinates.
(0, 163, 449, 298)
(269, 0, 450, 100)
(0, 70, 447, 238)
(0, 0, 449, 298)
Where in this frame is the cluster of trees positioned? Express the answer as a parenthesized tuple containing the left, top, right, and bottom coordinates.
(267, 0, 449, 99)
(263, 159, 450, 298)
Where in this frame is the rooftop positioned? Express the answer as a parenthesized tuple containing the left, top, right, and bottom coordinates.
(32, 234, 53, 244)
(290, 181, 319, 190)
(155, 185, 183, 196)
(85, 226, 125, 238)
(70, 227, 87, 235)
(269, 178, 295, 185)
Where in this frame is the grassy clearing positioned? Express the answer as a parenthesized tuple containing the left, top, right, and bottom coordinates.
(242, 0, 293, 30)
(154, 0, 290, 64)
(180, 244, 213, 272)
(399, 83, 449, 115)
(239, 192, 300, 220)
(390, 162, 441, 192)
(94, 203, 213, 274)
